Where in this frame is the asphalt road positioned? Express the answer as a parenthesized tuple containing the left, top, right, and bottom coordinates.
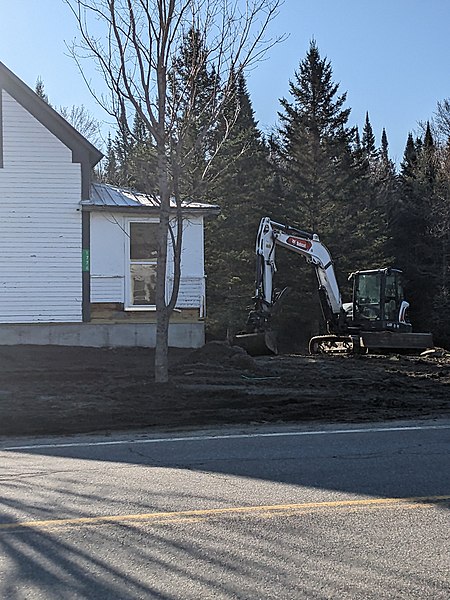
(1, 420, 449, 599)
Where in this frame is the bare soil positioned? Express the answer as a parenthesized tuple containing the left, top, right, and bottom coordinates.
(1, 342, 450, 437)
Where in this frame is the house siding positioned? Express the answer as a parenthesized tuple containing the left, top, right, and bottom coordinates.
(0, 90, 83, 323)
(90, 211, 206, 313)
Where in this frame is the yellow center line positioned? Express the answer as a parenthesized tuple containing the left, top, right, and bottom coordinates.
(1, 495, 449, 532)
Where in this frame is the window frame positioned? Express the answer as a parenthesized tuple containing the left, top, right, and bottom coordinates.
(124, 218, 159, 311)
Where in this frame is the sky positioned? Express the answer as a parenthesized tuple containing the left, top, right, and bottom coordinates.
(1, 0, 450, 164)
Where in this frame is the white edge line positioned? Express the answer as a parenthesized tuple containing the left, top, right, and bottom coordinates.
(3, 424, 450, 451)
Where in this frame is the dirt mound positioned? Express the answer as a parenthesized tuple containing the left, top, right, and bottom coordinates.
(180, 341, 257, 371)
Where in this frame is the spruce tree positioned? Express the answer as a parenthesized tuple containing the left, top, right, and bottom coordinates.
(129, 109, 158, 193)
(380, 128, 389, 162)
(205, 73, 278, 338)
(275, 40, 356, 232)
(104, 134, 118, 184)
(272, 41, 389, 342)
(168, 27, 219, 199)
(430, 139, 450, 346)
(35, 77, 50, 105)
(361, 112, 376, 160)
(393, 129, 437, 331)
(376, 128, 397, 245)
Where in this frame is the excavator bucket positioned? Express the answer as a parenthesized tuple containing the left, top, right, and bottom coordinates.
(233, 331, 278, 356)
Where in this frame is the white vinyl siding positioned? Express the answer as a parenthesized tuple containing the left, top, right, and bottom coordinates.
(91, 276, 124, 303)
(0, 91, 82, 323)
(1, 91, 72, 165)
(90, 212, 126, 303)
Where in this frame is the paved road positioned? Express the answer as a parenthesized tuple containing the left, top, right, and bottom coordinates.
(1, 420, 449, 599)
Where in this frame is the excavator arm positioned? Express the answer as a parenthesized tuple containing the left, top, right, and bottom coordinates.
(250, 217, 344, 334)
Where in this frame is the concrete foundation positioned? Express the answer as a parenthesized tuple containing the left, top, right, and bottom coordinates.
(0, 323, 205, 348)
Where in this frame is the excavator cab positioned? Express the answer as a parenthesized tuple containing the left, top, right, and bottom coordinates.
(310, 267, 432, 353)
(351, 268, 411, 332)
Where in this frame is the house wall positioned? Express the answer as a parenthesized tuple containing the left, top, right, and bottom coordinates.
(0, 90, 83, 323)
(90, 212, 206, 319)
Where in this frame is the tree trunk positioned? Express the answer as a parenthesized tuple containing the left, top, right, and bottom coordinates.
(155, 305, 170, 383)
(155, 140, 171, 383)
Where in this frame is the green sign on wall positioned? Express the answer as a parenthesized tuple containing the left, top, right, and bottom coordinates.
(82, 249, 90, 272)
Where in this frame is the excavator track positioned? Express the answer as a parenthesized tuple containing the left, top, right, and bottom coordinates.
(309, 331, 434, 355)
(309, 334, 359, 355)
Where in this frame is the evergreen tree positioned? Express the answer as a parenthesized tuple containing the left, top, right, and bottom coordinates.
(361, 112, 376, 161)
(104, 134, 118, 184)
(35, 77, 50, 105)
(205, 73, 278, 338)
(380, 128, 389, 162)
(102, 109, 158, 192)
(271, 41, 389, 342)
(116, 111, 134, 186)
(430, 140, 450, 346)
(393, 129, 437, 331)
(128, 109, 158, 192)
(402, 133, 419, 177)
(168, 27, 219, 199)
(275, 40, 356, 232)
(376, 127, 397, 242)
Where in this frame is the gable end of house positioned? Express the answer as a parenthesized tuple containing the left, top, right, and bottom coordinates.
(0, 61, 103, 198)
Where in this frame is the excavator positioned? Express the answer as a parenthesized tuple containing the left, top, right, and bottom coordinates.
(235, 217, 433, 355)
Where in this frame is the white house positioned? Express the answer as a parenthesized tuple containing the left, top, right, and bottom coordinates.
(0, 61, 218, 348)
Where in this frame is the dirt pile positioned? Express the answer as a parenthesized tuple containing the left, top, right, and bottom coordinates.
(178, 341, 258, 371)
(0, 344, 449, 437)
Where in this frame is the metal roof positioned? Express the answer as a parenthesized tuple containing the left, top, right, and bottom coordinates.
(83, 183, 220, 214)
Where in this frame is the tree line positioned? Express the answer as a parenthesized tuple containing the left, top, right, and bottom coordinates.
(100, 38, 449, 350)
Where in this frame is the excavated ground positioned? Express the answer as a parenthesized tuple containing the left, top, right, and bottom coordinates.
(1, 342, 449, 437)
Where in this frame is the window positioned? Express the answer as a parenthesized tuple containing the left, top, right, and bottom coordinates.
(355, 273, 382, 321)
(384, 271, 404, 321)
(128, 222, 159, 307)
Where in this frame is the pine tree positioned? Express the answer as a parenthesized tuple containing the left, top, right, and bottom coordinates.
(105, 111, 134, 187)
(204, 73, 278, 338)
(104, 134, 118, 184)
(271, 41, 389, 342)
(168, 27, 219, 199)
(393, 129, 437, 331)
(275, 40, 356, 232)
(361, 112, 376, 159)
(380, 128, 389, 162)
(376, 128, 397, 240)
(35, 77, 50, 105)
(430, 139, 450, 346)
(128, 109, 158, 193)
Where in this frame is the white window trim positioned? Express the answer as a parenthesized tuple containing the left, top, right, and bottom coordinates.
(124, 217, 159, 311)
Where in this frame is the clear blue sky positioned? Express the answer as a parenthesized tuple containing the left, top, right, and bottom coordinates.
(1, 0, 449, 164)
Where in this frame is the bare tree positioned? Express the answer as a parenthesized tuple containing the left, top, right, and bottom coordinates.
(35, 77, 102, 147)
(59, 104, 102, 148)
(65, 0, 283, 382)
